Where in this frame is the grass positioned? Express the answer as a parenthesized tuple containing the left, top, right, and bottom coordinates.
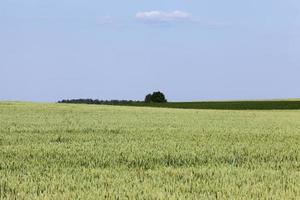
(0, 102, 300, 199)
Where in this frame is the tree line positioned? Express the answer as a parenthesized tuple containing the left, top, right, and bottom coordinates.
(58, 91, 167, 105)
(58, 99, 143, 105)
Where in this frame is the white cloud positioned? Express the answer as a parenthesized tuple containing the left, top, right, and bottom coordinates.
(136, 10, 191, 23)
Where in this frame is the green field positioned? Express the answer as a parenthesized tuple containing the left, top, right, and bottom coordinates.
(59, 99, 300, 110)
(119, 100, 300, 110)
(1, 102, 300, 199)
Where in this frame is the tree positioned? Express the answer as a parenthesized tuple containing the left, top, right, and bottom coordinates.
(144, 94, 152, 103)
(144, 91, 167, 103)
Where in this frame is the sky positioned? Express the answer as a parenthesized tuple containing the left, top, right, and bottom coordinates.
(1, 0, 300, 102)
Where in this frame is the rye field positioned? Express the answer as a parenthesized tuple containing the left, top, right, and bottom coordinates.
(0, 102, 300, 199)
(124, 100, 300, 110)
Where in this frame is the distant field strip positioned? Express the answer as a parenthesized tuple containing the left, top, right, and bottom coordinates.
(123, 100, 300, 110)
(58, 100, 300, 110)
(0, 102, 300, 199)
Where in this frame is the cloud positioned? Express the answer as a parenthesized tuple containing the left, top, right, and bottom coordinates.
(136, 10, 191, 23)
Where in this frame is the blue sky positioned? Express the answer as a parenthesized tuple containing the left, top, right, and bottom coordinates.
(1, 0, 299, 102)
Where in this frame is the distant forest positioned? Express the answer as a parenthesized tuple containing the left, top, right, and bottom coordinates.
(58, 92, 168, 105)
(58, 99, 142, 105)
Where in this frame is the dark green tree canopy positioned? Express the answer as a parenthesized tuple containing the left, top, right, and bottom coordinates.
(144, 91, 167, 103)
(144, 94, 152, 103)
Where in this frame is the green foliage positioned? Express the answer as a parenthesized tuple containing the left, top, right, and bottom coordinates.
(144, 94, 152, 103)
(144, 91, 167, 103)
(0, 102, 300, 199)
(58, 99, 142, 105)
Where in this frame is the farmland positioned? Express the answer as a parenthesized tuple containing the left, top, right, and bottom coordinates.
(58, 99, 300, 110)
(1, 102, 300, 199)
(126, 100, 300, 110)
